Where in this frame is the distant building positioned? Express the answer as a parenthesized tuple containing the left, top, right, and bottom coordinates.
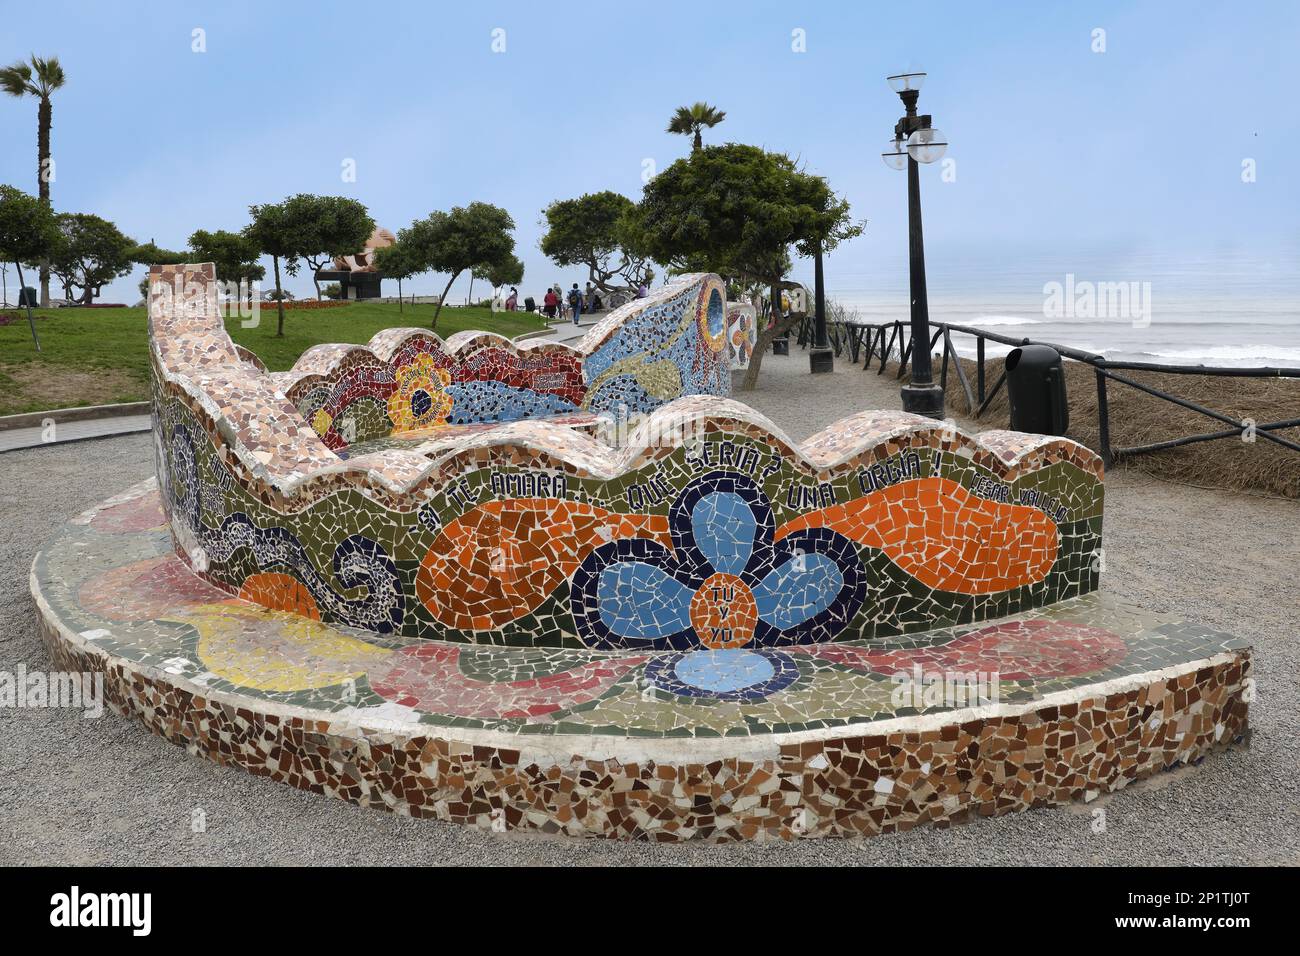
(313, 227, 396, 300)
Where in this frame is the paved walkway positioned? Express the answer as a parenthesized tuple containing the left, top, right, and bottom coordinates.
(739, 348, 935, 440)
(528, 314, 598, 345)
(0, 413, 151, 453)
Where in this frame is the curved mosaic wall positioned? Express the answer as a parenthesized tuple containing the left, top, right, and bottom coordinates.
(278, 331, 586, 450)
(578, 275, 729, 414)
(145, 262, 1101, 652)
(148, 264, 1103, 651)
(270, 272, 730, 452)
(33, 483, 1250, 840)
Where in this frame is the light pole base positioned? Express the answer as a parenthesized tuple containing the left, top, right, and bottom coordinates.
(900, 383, 945, 419)
(809, 348, 833, 374)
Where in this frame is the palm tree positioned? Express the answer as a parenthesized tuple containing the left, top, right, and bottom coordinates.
(1, 55, 66, 306)
(667, 102, 726, 151)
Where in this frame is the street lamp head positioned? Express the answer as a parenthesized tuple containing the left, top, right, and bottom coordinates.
(887, 72, 926, 94)
(906, 127, 948, 164)
(881, 139, 908, 171)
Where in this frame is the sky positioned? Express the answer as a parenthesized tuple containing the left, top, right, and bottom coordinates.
(1, 0, 1297, 307)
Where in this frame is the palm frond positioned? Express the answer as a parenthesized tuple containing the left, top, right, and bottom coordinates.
(0, 62, 35, 97)
(30, 55, 66, 94)
(666, 106, 696, 135)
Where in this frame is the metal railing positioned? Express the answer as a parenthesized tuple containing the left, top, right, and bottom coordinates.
(794, 314, 1300, 468)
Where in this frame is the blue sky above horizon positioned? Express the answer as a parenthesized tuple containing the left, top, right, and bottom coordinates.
(2, 0, 1297, 307)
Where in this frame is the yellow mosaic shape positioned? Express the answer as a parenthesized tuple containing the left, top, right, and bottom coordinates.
(311, 408, 334, 437)
(187, 603, 391, 692)
(633, 359, 683, 401)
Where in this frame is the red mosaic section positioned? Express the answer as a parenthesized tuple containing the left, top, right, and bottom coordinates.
(368, 644, 648, 719)
(87, 493, 167, 533)
(452, 345, 585, 407)
(78, 555, 231, 621)
(807, 620, 1130, 680)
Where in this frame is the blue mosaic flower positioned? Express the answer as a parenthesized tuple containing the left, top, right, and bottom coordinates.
(571, 472, 865, 650)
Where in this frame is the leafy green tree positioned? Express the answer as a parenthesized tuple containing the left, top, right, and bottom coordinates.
(188, 229, 266, 298)
(0, 55, 65, 306)
(244, 200, 300, 336)
(477, 253, 524, 291)
(666, 102, 726, 151)
(48, 212, 137, 305)
(539, 191, 651, 296)
(277, 194, 375, 299)
(0, 184, 60, 349)
(321, 282, 343, 300)
(372, 240, 423, 314)
(632, 143, 863, 388)
(130, 241, 186, 266)
(245, 195, 373, 333)
(401, 202, 516, 329)
(472, 253, 525, 306)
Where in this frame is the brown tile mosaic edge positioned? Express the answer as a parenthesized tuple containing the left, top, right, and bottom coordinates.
(35, 607, 1250, 842)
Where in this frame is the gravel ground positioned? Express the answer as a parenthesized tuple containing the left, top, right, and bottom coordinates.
(2, 351, 1296, 865)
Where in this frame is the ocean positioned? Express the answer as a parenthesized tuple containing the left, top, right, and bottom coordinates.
(812, 244, 1300, 369)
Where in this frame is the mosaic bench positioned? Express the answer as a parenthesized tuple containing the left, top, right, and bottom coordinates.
(28, 264, 1251, 842)
(271, 270, 731, 456)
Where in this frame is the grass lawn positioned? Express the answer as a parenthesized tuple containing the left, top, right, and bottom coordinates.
(0, 301, 550, 416)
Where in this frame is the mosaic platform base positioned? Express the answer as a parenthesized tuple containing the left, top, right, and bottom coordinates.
(31, 480, 1252, 842)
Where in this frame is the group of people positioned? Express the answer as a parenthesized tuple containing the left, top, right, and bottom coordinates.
(541, 282, 604, 325)
(501, 279, 652, 324)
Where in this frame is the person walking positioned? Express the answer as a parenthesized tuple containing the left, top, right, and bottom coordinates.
(505, 287, 518, 311)
(568, 282, 583, 326)
(543, 287, 558, 319)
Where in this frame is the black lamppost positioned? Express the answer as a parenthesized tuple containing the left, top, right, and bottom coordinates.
(809, 240, 833, 373)
(883, 71, 948, 419)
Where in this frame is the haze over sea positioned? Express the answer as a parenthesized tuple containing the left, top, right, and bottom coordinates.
(803, 240, 1300, 369)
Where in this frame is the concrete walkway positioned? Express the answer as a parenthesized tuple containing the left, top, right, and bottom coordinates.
(0, 413, 151, 453)
(526, 314, 599, 345)
(738, 347, 934, 440)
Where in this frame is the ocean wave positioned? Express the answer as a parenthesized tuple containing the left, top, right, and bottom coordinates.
(947, 342, 1300, 368)
(967, 315, 1042, 327)
(1116, 345, 1300, 366)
